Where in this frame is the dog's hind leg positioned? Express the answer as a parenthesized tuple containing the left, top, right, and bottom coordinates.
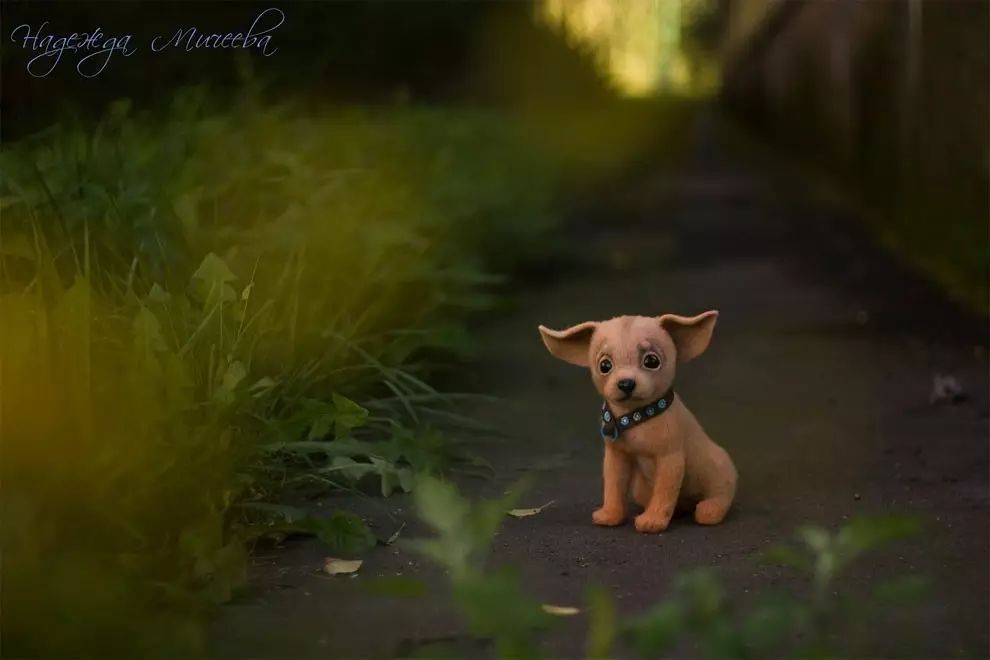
(630, 470, 652, 508)
(694, 494, 732, 525)
(694, 444, 737, 525)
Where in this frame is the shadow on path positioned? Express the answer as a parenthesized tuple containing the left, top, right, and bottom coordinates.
(210, 111, 989, 659)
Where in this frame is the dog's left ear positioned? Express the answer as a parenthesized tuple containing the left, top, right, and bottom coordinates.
(659, 310, 718, 363)
(538, 321, 598, 367)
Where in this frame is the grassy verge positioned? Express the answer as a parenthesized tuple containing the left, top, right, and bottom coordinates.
(0, 90, 579, 658)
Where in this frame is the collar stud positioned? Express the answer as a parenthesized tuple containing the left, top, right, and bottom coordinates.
(600, 387, 675, 441)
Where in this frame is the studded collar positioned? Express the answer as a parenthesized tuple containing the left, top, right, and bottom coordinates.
(600, 387, 675, 441)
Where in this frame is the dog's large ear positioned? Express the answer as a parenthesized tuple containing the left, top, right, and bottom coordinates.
(538, 322, 598, 367)
(659, 311, 718, 363)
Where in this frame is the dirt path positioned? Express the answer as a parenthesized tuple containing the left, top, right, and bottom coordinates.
(209, 113, 989, 659)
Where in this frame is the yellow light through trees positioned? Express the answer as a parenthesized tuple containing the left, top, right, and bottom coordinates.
(538, 0, 716, 97)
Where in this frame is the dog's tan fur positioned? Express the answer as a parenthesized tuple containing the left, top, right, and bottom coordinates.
(538, 312, 737, 533)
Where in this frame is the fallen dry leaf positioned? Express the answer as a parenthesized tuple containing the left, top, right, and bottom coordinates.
(385, 523, 405, 546)
(541, 604, 580, 616)
(323, 558, 363, 576)
(507, 500, 555, 518)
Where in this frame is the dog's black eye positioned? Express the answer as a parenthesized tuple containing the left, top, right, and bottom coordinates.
(642, 353, 661, 370)
(598, 358, 612, 374)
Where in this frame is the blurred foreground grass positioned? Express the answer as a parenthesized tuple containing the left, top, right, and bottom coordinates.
(0, 89, 695, 657)
(405, 477, 927, 659)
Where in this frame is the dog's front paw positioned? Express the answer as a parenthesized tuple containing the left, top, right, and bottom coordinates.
(592, 507, 625, 526)
(634, 511, 670, 534)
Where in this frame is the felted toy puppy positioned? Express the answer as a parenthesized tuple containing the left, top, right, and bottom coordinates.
(538, 312, 736, 534)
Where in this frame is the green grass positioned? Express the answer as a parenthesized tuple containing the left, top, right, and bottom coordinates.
(0, 91, 568, 658)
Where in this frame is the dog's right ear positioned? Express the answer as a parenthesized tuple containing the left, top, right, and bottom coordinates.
(538, 322, 598, 367)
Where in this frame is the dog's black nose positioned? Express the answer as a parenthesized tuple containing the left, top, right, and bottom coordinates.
(617, 378, 636, 394)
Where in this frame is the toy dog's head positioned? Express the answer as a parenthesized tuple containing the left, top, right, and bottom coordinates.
(538, 312, 718, 407)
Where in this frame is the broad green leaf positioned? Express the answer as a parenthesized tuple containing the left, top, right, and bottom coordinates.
(799, 526, 831, 554)
(250, 376, 277, 398)
(133, 306, 167, 354)
(309, 511, 375, 553)
(214, 360, 247, 404)
(146, 282, 171, 304)
(298, 397, 336, 440)
(371, 457, 398, 497)
(331, 456, 375, 482)
(237, 505, 374, 554)
(367, 457, 414, 497)
(396, 467, 415, 494)
(331, 393, 369, 437)
(307, 413, 334, 441)
(413, 477, 469, 537)
(191, 252, 236, 285)
(190, 252, 237, 306)
(453, 569, 550, 659)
